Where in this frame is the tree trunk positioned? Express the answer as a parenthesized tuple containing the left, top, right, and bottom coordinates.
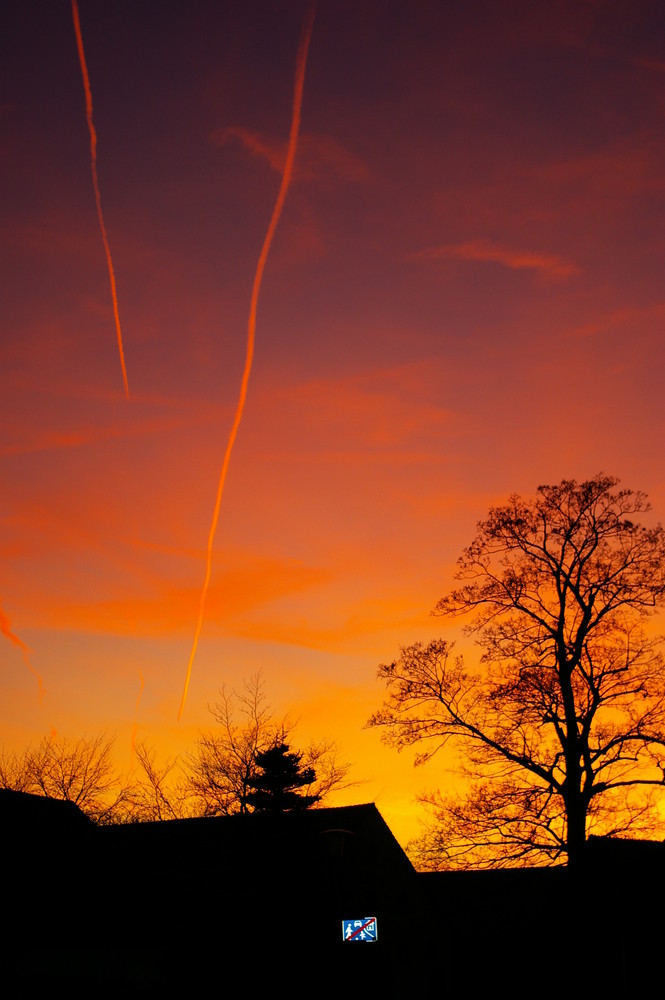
(565, 798, 587, 868)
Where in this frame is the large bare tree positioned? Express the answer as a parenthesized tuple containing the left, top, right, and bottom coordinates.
(368, 475, 665, 867)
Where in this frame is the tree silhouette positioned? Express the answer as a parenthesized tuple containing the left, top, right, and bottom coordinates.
(0, 733, 128, 824)
(123, 741, 194, 822)
(246, 743, 321, 812)
(0, 674, 354, 825)
(368, 475, 665, 868)
(187, 672, 352, 816)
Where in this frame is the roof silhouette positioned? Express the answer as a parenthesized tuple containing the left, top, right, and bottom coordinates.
(3, 790, 664, 994)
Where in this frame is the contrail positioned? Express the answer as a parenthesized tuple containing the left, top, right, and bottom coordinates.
(130, 670, 145, 766)
(71, 0, 130, 398)
(178, 6, 316, 720)
(0, 601, 44, 702)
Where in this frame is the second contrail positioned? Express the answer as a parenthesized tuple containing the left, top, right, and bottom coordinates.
(71, 0, 130, 398)
(0, 601, 44, 702)
(178, 6, 316, 720)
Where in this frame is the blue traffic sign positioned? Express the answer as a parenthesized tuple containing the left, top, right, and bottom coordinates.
(342, 917, 378, 942)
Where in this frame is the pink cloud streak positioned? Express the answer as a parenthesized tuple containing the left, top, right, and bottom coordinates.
(415, 237, 580, 277)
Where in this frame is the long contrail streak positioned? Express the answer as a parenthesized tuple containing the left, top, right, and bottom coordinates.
(71, 0, 130, 398)
(178, 6, 316, 720)
(130, 670, 145, 766)
(0, 602, 44, 702)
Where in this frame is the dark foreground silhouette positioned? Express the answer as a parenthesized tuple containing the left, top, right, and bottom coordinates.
(3, 788, 661, 996)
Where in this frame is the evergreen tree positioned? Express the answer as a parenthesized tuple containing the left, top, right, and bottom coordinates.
(246, 743, 321, 813)
(187, 674, 351, 816)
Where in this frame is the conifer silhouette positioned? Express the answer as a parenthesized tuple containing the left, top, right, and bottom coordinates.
(246, 743, 321, 812)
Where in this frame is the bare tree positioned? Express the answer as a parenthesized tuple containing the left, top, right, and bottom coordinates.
(0, 748, 31, 792)
(1, 733, 129, 824)
(186, 673, 280, 816)
(121, 741, 192, 822)
(187, 672, 354, 816)
(1, 681, 355, 825)
(298, 737, 354, 802)
(368, 475, 665, 868)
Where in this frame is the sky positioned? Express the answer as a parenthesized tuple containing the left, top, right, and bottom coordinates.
(2, 0, 665, 844)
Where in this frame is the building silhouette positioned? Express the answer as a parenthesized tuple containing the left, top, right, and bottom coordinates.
(3, 788, 662, 995)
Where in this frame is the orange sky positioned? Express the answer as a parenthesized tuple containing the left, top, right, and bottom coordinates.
(2, 0, 665, 845)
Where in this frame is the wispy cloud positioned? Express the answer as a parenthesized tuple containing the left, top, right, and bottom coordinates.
(634, 56, 665, 74)
(0, 411, 220, 458)
(228, 594, 442, 653)
(213, 126, 369, 183)
(414, 237, 580, 277)
(263, 362, 456, 456)
(40, 555, 332, 637)
(537, 140, 663, 200)
(565, 302, 665, 339)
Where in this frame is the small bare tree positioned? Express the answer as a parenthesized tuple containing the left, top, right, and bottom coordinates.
(1, 733, 129, 824)
(121, 741, 192, 822)
(187, 672, 354, 816)
(0, 748, 31, 792)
